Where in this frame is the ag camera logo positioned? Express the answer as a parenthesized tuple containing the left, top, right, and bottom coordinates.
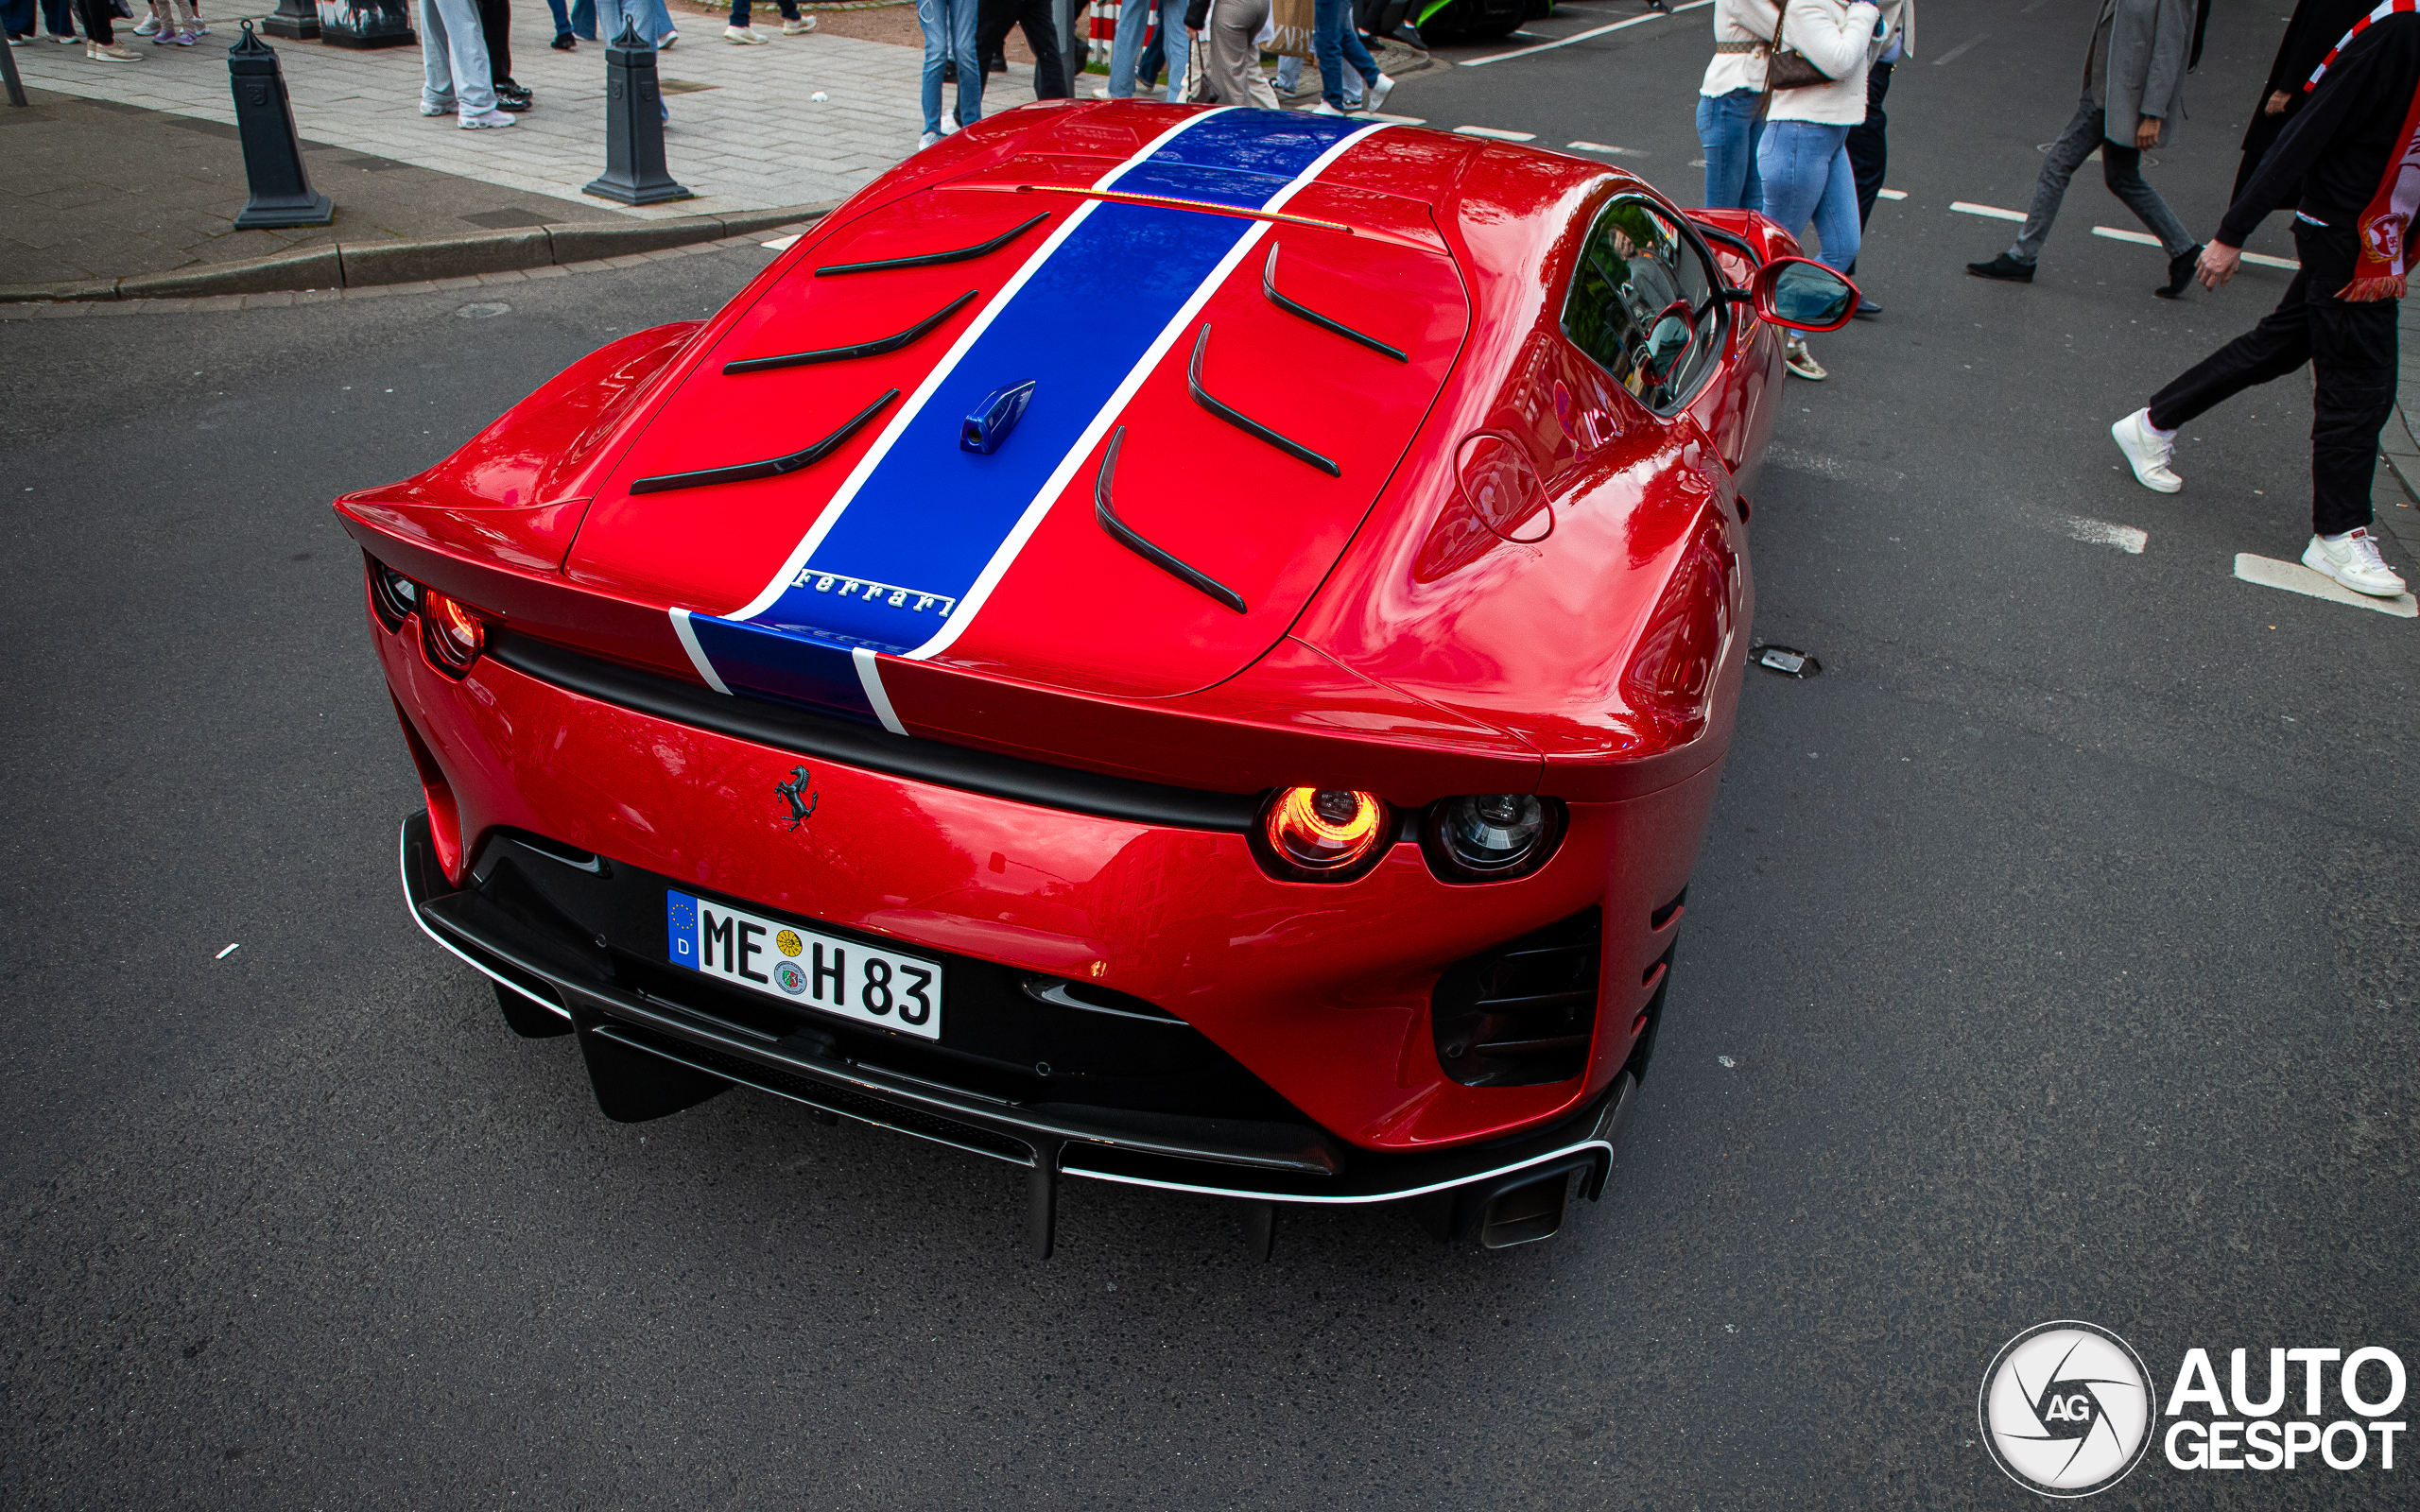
(1979, 1321, 2154, 1497)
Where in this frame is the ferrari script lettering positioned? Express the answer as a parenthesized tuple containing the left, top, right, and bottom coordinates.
(797, 569, 958, 615)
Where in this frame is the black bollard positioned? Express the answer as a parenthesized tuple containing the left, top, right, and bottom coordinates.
(229, 22, 334, 231)
(261, 0, 320, 42)
(2, 26, 27, 109)
(582, 16, 693, 206)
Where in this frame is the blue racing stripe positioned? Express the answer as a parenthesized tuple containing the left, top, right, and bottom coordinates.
(681, 110, 1370, 724)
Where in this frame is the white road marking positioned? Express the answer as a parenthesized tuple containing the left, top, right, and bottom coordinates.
(1456, 125, 1537, 141)
(2234, 554, 2418, 617)
(761, 233, 802, 251)
(1566, 140, 1644, 156)
(1458, 0, 1708, 67)
(1765, 444, 1905, 490)
(1877, 188, 1908, 199)
(1951, 201, 2026, 222)
(1932, 33, 1988, 65)
(2091, 227, 2298, 269)
(216, 943, 240, 959)
(2057, 516, 2148, 554)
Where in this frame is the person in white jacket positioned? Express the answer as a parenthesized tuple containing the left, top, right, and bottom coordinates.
(1696, 0, 1780, 211)
(1757, 0, 1879, 379)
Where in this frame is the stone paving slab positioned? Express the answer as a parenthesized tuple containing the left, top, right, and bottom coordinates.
(6, 2, 1054, 218)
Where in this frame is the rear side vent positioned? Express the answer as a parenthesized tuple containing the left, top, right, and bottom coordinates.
(1430, 908, 1601, 1088)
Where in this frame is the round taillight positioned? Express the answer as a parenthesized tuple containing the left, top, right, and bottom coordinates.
(1255, 787, 1390, 881)
(1423, 794, 1565, 882)
(421, 589, 487, 676)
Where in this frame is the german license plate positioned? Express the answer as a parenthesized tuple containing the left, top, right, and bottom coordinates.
(665, 890, 941, 1038)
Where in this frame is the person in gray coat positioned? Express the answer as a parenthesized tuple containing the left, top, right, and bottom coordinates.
(1967, 0, 2203, 297)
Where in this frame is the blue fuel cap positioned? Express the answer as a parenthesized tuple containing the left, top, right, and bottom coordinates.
(961, 380, 1036, 455)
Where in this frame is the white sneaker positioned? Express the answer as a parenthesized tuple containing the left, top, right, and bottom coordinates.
(782, 15, 814, 32)
(1784, 335, 1826, 381)
(459, 108, 517, 129)
(724, 24, 765, 43)
(918, 130, 940, 149)
(659, 28, 676, 45)
(1364, 73, 1393, 112)
(420, 101, 451, 116)
(132, 14, 158, 33)
(941, 109, 958, 135)
(2110, 407, 2181, 493)
(2303, 527, 2408, 596)
(1310, 100, 1345, 115)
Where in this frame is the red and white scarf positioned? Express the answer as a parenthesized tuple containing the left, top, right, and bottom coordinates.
(2307, 0, 2420, 299)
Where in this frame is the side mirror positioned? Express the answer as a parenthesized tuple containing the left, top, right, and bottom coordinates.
(1752, 256, 1858, 333)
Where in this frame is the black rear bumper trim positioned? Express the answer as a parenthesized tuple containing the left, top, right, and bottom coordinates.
(399, 816, 1633, 1206)
(484, 631, 1259, 833)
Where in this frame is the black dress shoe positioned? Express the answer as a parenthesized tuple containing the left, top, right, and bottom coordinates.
(1853, 298, 1883, 318)
(1966, 252, 2035, 284)
(2155, 242, 2203, 300)
(550, 32, 574, 48)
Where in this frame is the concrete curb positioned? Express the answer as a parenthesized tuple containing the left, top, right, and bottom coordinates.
(0, 203, 838, 304)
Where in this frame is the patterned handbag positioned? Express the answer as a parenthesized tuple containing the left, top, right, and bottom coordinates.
(1766, 4, 1836, 91)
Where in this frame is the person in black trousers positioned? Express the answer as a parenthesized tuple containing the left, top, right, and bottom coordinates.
(977, 0, 1069, 97)
(477, 0, 532, 111)
(2109, 4, 2420, 598)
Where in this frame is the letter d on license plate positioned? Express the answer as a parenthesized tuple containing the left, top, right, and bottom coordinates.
(666, 890, 941, 1039)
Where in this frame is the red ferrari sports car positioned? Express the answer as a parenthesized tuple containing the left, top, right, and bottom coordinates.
(340, 103, 1853, 1256)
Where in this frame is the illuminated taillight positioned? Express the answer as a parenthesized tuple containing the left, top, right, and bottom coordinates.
(420, 589, 487, 677)
(1422, 794, 1566, 883)
(1253, 787, 1391, 882)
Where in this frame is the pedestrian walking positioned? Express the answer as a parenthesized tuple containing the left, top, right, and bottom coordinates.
(1307, 0, 1390, 114)
(145, 0, 197, 44)
(475, 0, 532, 111)
(2233, 0, 2367, 209)
(917, 0, 982, 147)
(1756, 0, 1880, 381)
(2110, 0, 2420, 599)
(418, 0, 515, 129)
(1192, 0, 1279, 108)
(1841, 0, 1910, 316)
(977, 0, 1067, 97)
(726, 0, 815, 43)
(3, 0, 78, 44)
(72, 0, 138, 59)
(1110, 0, 1188, 100)
(1696, 0, 1778, 212)
(544, 0, 595, 48)
(1966, 0, 2203, 298)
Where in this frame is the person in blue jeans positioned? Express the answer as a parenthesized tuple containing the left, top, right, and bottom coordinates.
(1, 0, 78, 43)
(918, 0, 981, 144)
(1308, 0, 1388, 114)
(1695, 0, 1774, 210)
(544, 0, 594, 45)
(1110, 0, 1186, 101)
(1756, 0, 1878, 380)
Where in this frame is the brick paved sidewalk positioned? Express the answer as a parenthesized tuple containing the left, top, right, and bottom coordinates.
(7, 2, 1053, 218)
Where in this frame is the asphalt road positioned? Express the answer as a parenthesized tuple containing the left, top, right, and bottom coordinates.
(3, 2, 2414, 1505)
